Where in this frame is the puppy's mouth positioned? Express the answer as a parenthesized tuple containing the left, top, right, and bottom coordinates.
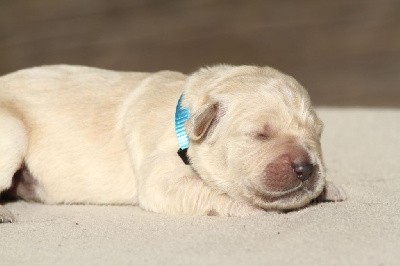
(262, 182, 304, 197)
(249, 166, 324, 210)
(255, 176, 309, 201)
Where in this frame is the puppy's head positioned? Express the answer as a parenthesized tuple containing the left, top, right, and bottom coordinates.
(183, 65, 325, 210)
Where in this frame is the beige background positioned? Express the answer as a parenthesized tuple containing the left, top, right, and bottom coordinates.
(2, 108, 400, 265)
(1, 0, 399, 106)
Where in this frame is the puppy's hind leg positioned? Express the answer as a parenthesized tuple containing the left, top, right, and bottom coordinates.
(0, 110, 28, 223)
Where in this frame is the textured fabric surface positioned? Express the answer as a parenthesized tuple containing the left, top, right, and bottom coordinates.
(1, 108, 399, 265)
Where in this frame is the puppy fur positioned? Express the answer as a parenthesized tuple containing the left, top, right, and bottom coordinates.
(0, 65, 345, 222)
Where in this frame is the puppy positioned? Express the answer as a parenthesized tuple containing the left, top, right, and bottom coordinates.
(0, 65, 345, 222)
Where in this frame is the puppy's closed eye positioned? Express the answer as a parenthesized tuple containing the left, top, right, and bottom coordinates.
(255, 124, 274, 140)
(243, 124, 274, 141)
(245, 130, 272, 141)
(255, 132, 269, 140)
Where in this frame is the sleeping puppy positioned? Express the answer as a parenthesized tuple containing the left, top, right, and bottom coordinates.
(0, 65, 346, 222)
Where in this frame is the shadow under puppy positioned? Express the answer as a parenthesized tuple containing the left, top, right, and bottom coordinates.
(0, 65, 346, 222)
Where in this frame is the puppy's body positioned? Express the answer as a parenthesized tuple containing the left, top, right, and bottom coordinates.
(0, 65, 345, 222)
(0, 66, 182, 205)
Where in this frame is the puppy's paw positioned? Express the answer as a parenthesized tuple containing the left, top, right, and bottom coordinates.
(315, 181, 347, 203)
(205, 202, 266, 217)
(228, 202, 267, 217)
(0, 206, 16, 223)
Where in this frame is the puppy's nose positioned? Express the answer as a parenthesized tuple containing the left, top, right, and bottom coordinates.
(293, 163, 314, 181)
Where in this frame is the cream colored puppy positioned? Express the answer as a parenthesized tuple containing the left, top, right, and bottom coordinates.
(0, 65, 345, 222)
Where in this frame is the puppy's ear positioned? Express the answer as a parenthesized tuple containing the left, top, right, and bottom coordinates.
(186, 102, 219, 141)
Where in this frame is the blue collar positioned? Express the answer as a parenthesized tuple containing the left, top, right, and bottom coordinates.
(175, 94, 191, 164)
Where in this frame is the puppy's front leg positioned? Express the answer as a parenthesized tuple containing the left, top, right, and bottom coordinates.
(315, 181, 347, 203)
(137, 157, 264, 217)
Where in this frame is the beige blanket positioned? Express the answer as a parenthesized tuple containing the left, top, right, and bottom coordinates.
(1, 108, 399, 265)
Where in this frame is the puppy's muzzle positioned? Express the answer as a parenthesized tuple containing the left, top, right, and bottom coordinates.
(263, 144, 315, 193)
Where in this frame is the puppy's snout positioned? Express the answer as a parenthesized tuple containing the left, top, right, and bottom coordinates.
(263, 141, 316, 192)
(293, 163, 314, 181)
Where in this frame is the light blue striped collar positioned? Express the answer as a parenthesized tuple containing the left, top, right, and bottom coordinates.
(175, 94, 191, 164)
